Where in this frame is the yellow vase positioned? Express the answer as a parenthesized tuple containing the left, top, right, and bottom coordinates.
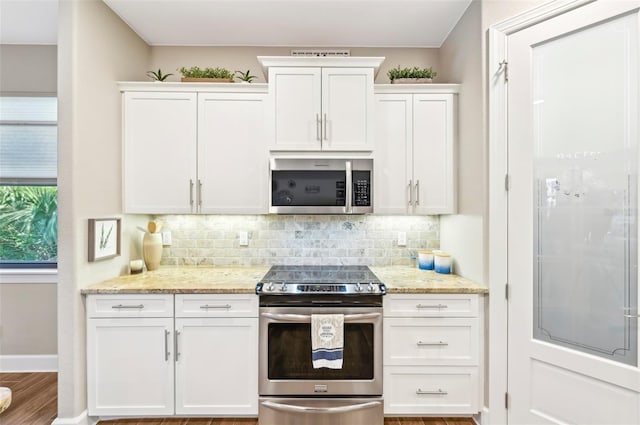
(143, 233, 163, 271)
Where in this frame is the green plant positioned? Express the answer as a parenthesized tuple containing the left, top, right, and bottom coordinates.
(179, 66, 234, 80)
(234, 69, 257, 83)
(387, 66, 437, 81)
(146, 68, 173, 81)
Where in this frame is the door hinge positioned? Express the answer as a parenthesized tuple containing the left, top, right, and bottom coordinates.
(504, 174, 510, 191)
(499, 60, 509, 82)
(505, 392, 509, 409)
(505, 283, 509, 300)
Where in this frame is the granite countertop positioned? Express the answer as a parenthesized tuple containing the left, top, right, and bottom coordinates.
(81, 265, 488, 295)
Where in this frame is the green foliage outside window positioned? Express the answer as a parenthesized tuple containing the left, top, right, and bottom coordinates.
(0, 186, 58, 263)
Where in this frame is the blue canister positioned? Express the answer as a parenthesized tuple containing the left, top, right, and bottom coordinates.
(434, 253, 452, 274)
(418, 250, 434, 270)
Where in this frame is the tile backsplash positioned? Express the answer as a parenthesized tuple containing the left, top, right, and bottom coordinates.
(157, 215, 439, 267)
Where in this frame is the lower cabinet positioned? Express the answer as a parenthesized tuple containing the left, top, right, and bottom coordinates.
(86, 294, 258, 417)
(383, 294, 483, 415)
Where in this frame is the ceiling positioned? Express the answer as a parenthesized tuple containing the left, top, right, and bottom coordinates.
(0, 0, 472, 48)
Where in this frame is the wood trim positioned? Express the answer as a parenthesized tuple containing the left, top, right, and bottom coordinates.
(492, 0, 595, 34)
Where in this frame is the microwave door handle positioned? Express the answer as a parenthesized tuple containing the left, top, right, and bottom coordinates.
(345, 160, 353, 213)
(261, 400, 381, 414)
(260, 312, 381, 323)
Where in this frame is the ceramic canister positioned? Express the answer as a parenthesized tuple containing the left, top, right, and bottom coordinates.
(418, 250, 434, 270)
(434, 252, 452, 274)
(143, 233, 163, 271)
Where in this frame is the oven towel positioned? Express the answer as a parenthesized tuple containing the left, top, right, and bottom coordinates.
(311, 314, 344, 369)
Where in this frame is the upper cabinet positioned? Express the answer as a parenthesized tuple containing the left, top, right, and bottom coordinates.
(120, 83, 268, 214)
(374, 85, 459, 215)
(258, 56, 384, 152)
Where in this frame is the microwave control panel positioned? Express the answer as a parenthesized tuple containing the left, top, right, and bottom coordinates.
(353, 171, 371, 207)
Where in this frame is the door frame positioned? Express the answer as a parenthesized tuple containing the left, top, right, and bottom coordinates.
(487, 1, 595, 423)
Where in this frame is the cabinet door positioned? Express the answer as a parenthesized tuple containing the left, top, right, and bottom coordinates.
(322, 67, 374, 151)
(198, 93, 268, 214)
(374, 94, 412, 214)
(269, 67, 322, 151)
(123, 92, 197, 213)
(87, 317, 174, 416)
(175, 317, 258, 415)
(412, 94, 456, 214)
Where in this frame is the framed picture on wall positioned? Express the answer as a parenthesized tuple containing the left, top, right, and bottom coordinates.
(88, 218, 121, 262)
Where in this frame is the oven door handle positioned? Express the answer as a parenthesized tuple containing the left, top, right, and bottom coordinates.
(261, 400, 381, 414)
(260, 312, 381, 322)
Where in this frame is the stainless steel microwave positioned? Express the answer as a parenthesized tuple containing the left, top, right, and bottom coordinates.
(269, 158, 373, 214)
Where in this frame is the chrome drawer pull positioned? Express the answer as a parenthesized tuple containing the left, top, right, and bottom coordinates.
(200, 304, 232, 309)
(416, 388, 448, 395)
(416, 304, 448, 309)
(417, 341, 448, 346)
(624, 314, 640, 318)
(111, 304, 144, 309)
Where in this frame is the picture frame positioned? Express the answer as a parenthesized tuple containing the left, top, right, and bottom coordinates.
(88, 218, 121, 262)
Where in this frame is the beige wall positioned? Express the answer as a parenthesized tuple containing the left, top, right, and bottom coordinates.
(0, 44, 58, 358)
(150, 46, 440, 84)
(57, 0, 150, 419)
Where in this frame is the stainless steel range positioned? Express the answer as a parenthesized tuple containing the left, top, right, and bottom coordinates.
(256, 265, 386, 425)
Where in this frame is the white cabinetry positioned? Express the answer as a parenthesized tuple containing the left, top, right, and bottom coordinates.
(87, 293, 259, 418)
(175, 294, 258, 415)
(259, 56, 384, 152)
(87, 294, 175, 416)
(374, 85, 458, 214)
(120, 83, 268, 214)
(383, 293, 481, 415)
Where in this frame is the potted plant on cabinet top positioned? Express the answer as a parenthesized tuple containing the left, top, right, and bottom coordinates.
(387, 66, 437, 84)
(179, 66, 234, 82)
(234, 69, 257, 83)
(146, 68, 173, 82)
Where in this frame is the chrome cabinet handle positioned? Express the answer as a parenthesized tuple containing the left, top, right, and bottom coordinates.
(164, 329, 170, 361)
(316, 114, 321, 141)
(189, 179, 194, 207)
(416, 304, 448, 309)
(261, 312, 380, 322)
(197, 179, 203, 209)
(408, 180, 413, 206)
(111, 304, 144, 309)
(416, 388, 448, 395)
(624, 314, 640, 318)
(175, 330, 181, 362)
(323, 113, 328, 141)
(261, 400, 381, 414)
(417, 341, 448, 346)
(415, 179, 420, 206)
(200, 304, 232, 309)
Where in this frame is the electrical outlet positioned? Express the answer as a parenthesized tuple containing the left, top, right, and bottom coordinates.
(239, 231, 249, 246)
(161, 231, 172, 246)
(397, 231, 407, 246)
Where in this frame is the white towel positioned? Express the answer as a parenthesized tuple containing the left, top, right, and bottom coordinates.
(311, 314, 344, 369)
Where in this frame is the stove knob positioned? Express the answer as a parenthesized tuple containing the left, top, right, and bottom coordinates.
(355, 282, 363, 292)
(267, 282, 275, 292)
(367, 282, 375, 292)
(279, 283, 287, 292)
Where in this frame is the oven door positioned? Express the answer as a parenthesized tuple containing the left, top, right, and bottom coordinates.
(259, 307, 382, 396)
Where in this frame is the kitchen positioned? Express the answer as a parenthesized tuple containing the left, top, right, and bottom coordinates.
(1, 1, 639, 424)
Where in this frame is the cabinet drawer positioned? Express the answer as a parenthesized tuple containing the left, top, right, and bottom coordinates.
(384, 294, 478, 317)
(384, 366, 479, 415)
(384, 318, 478, 366)
(175, 294, 258, 318)
(87, 294, 173, 318)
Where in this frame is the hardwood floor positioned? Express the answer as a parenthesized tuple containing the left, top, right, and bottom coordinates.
(0, 373, 474, 425)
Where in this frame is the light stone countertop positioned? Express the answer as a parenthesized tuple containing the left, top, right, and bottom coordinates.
(81, 265, 488, 295)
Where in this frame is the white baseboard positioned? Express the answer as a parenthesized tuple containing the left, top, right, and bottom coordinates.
(0, 354, 57, 372)
(473, 406, 490, 425)
(52, 410, 98, 425)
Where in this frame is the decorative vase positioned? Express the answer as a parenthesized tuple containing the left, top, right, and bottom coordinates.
(143, 233, 163, 271)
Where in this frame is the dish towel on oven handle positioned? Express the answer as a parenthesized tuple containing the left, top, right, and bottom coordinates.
(311, 314, 344, 369)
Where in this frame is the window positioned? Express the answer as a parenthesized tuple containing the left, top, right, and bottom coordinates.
(0, 96, 57, 268)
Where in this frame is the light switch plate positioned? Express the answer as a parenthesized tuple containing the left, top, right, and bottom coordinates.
(239, 231, 249, 246)
(397, 231, 407, 246)
(161, 231, 172, 246)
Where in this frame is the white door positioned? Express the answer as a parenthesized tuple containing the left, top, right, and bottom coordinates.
(123, 91, 197, 213)
(322, 67, 374, 151)
(198, 92, 268, 214)
(507, 2, 640, 424)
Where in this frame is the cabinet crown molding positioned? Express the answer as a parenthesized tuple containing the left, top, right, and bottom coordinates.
(375, 84, 461, 94)
(257, 56, 386, 81)
(117, 81, 268, 93)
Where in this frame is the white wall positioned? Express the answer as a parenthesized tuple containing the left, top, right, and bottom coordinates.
(57, 0, 150, 420)
(0, 44, 57, 94)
